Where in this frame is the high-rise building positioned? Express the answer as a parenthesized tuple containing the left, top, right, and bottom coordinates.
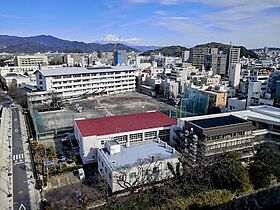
(113, 50, 127, 66)
(182, 50, 190, 62)
(190, 47, 218, 70)
(204, 54, 227, 76)
(228, 48, 240, 71)
(229, 63, 241, 88)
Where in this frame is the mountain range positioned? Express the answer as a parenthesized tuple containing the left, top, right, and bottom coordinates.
(0, 35, 147, 53)
(142, 42, 259, 59)
(0, 35, 259, 59)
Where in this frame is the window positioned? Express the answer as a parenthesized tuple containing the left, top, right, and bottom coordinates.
(159, 129, 170, 142)
(113, 135, 128, 144)
(129, 133, 143, 143)
(153, 167, 160, 174)
(118, 175, 125, 181)
(39, 74, 42, 79)
(101, 140, 105, 145)
(129, 172, 137, 180)
(144, 131, 157, 140)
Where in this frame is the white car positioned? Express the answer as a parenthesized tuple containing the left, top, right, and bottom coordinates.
(78, 168, 85, 180)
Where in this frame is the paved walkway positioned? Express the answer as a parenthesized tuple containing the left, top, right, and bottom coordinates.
(0, 107, 13, 210)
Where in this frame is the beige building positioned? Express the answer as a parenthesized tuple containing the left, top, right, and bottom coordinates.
(200, 90, 227, 108)
(15, 55, 48, 67)
(200, 76, 220, 86)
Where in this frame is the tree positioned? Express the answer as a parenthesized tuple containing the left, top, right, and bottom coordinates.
(248, 145, 280, 189)
(114, 155, 164, 194)
(206, 152, 252, 193)
(249, 160, 272, 189)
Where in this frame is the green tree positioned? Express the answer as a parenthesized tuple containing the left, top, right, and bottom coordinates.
(249, 160, 271, 189)
(248, 145, 280, 189)
(206, 152, 252, 193)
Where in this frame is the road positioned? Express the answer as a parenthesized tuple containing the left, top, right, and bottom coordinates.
(12, 107, 31, 210)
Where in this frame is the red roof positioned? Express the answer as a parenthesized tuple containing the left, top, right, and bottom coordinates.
(75, 111, 176, 137)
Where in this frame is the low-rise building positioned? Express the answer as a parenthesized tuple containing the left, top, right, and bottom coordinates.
(227, 97, 247, 111)
(74, 111, 177, 164)
(1, 73, 31, 87)
(200, 90, 227, 108)
(200, 76, 220, 87)
(98, 139, 180, 192)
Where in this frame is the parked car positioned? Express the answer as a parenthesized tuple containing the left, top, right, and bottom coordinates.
(44, 160, 54, 166)
(78, 168, 85, 180)
(57, 155, 67, 163)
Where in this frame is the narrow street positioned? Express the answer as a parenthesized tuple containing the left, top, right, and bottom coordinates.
(12, 107, 31, 209)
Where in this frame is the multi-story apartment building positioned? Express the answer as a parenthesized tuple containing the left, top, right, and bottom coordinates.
(169, 65, 198, 83)
(30, 66, 135, 104)
(204, 54, 227, 76)
(247, 71, 272, 107)
(98, 139, 180, 192)
(190, 47, 218, 70)
(228, 47, 240, 70)
(173, 105, 280, 165)
(74, 111, 177, 164)
(15, 55, 48, 66)
(229, 63, 241, 88)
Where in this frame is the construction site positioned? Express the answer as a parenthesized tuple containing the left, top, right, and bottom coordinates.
(29, 92, 179, 140)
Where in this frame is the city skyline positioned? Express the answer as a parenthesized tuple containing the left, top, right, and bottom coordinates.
(0, 1, 280, 48)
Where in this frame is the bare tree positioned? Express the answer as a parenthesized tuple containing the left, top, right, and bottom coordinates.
(114, 154, 166, 194)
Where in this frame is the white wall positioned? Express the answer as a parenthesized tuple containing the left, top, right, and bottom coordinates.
(74, 122, 173, 164)
(98, 148, 180, 192)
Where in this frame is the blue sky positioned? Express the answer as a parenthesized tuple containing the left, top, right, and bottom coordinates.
(0, 0, 279, 48)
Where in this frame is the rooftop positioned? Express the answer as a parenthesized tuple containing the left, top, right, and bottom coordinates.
(35, 66, 135, 77)
(180, 105, 280, 128)
(4, 73, 29, 80)
(190, 115, 248, 129)
(103, 140, 178, 170)
(75, 111, 176, 137)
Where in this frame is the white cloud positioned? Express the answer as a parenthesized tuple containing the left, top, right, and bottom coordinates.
(102, 34, 141, 43)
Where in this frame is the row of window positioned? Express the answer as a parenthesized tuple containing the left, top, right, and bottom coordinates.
(52, 78, 134, 85)
(53, 71, 134, 79)
(53, 84, 135, 90)
(207, 131, 251, 141)
(206, 138, 252, 151)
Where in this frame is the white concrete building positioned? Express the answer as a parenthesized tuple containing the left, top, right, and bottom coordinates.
(1, 73, 31, 88)
(74, 111, 177, 164)
(169, 65, 198, 83)
(34, 66, 135, 100)
(227, 97, 246, 111)
(229, 63, 241, 88)
(15, 55, 48, 66)
(247, 74, 272, 107)
(97, 139, 180, 192)
(0, 65, 63, 79)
